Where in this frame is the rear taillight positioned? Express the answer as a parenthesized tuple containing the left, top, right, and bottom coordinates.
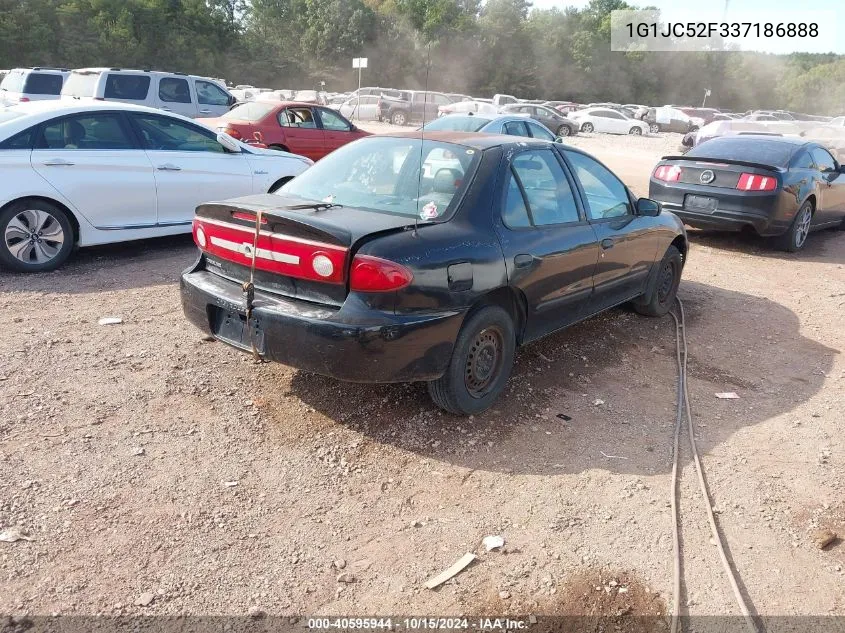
(736, 173, 777, 191)
(349, 255, 413, 292)
(19, 97, 30, 103)
(224, 127, 242, 139)
(653, 164, 682, 182)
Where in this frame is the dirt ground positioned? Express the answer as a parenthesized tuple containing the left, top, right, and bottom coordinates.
(1, 126, 843, 623)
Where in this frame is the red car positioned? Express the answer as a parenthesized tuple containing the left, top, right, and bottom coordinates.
(198, 101, 370, 162)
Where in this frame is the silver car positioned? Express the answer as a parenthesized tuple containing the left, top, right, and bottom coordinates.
(421, 113, 559, 141)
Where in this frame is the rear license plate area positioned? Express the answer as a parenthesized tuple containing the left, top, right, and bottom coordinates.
(209, 306, 265, 354)
(684, 194, 717, 213)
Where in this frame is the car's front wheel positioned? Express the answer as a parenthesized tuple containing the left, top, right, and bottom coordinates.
(581, 122, 594, 133)
(633, 245, 683, 317)
(629, 126, 643, 135)
(0, 200, 74, 273)
(557, 124, 571, 137)
(428, 305, 516, 415)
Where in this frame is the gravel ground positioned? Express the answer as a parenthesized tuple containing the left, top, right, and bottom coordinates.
(1, 127, 843, 620)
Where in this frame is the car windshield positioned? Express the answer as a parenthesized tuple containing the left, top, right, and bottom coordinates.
(222, 101, 276, 121)
(279, 136, 480, 219)
(423, 116, 491, 132)
(689, 137, 794, 167)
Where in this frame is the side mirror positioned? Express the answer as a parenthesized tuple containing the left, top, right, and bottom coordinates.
(217, 132, 242, 153)
(554, 136, 565, 143)
(636, 198, 661, 216)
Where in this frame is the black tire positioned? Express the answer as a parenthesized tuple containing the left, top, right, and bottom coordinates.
(557, 124, 571, 137)
(633, 245, 683, 317)
(775, 200, 813, 252)
(427, 305, 516, 415)
(390, 111, 408, 126)
(581, 122, 594, 133)
(650, 123, 660, 133)
(268, 176, 294, 193)
(0, 199, 74, 273)
(629, 126, 642, 135)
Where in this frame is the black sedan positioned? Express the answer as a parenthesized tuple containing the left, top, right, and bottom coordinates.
(181, 132, 687, 415)
(649, 135, 845, 251)
(500, 103, 579, 137)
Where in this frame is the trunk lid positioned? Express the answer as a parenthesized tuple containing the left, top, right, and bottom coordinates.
(193, 193, 422, 306)
(658, 156, 783, 190)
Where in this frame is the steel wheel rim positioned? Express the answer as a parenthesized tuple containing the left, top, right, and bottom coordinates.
(795, 205, 812, 247)
(465, 326, 504, 399)
(657, 260, 676, 304)
(4, 209, 64, 265)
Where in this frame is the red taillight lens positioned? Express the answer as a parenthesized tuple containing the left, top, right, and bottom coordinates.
(349, 255, 413, 292)
(225, 127, 242, 139)
(19, 97, 30, 103)
(653, 164, 682, 182)
(736, 173, 777, 191)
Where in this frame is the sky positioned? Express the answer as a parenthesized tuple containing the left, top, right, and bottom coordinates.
(529, 0, 844, 54)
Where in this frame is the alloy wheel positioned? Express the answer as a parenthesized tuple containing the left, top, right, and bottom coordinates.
(795, 205, 812, 248)
(4, 208, 65, 265)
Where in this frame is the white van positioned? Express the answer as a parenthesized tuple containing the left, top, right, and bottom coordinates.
(61, 68, 236, 118)
(0, 67, 69, 106)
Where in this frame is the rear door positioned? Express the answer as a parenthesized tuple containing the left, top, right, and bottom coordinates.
(492, 148, 599, 340)
(277, 106, 326, 160)
(564, 149, 657, 313)
(156, 76, 198, 118)
(128, 112, 253, 225)
(30, 111, 157, 229)
(810, 146, 845, 226)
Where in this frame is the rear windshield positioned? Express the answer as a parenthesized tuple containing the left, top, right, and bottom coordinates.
(280, 136, 481, 219)
(23, 73, 64, 95)
(223, 101, 276, 121)
(62, 72, 100, 97)
(689, 137, 794, 167)
(423, 116, 491, 132)
(1, 72, 24, 92)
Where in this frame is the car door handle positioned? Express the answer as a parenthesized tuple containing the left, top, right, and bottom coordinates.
(43, 159, 74, 166)
(600, 238, 615, 250)
(160, 106, 172, 111)
(514, 254, 535, 268)
(199, 109, 211, 114)
(157, 163, 182, 171)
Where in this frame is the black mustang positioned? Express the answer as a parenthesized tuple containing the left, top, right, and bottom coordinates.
(181, 132, 687, 415)
(650, 135, 845, 251)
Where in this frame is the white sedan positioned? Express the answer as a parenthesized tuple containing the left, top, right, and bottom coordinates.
(0, 101, 312, 272)
(568, 107, 649, 135)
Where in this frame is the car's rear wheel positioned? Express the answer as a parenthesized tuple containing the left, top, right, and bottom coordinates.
(580, 122, 594, 133)
(633, 245, 682, 317)
(650, 123, 660, 133)
(391, 111, 407, 126)
(775, 200, 813, 252)
(629, 126, 642, 135)
(427, 305, 516, 416)
(557, 124, 571, 137)
(0, 200, 74, 273)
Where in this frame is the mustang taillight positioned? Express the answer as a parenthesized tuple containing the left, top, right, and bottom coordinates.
(192, 218, 348, 284)
(653, 164, 682, 182)
(736, 173, 777, 191)
(349, 255, 413, 292)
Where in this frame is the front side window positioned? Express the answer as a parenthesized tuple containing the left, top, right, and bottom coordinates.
(511, 150, 580, 225)
(37, 114, 134, 150)
(526, 121, 555, 141)
(280, 137, 479, 219)
(159, 77, 191, 104)
(318, 108, 351, 131)
(811, 147, 837, 172)
(23, 73, 64, 95)
(565, 150, 631, 219)
(279, 107, 316, 128)
(131, 114, 224, 153)
(104, 74, 151, 100)
(196, 80, 230, 106)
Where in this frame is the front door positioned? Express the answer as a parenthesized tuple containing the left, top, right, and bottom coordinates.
(128, 113, 253, 225)
(30, 112, 157, 229)
(810, 147, 845, 226)
(315, 107, 358, 155)
(194, 79, 232, 118)
(493, 148, 599, 342)
(563, 149, 658, 313)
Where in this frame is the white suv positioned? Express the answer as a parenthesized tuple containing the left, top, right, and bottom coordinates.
(61, 68, 236, 118)
(0, 67, 69, 106)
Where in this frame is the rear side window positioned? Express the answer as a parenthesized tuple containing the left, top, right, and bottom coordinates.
(62, 72, 99, 97)
(37, 114, 135, 150)
(791, 151, 814, 169)
(196, 80, 230, 106)
(104, 74, 151, 100)
(503, 172, 531, 228)
(0, 127, 36, 150)
(279, 107, 316, 128)
(503, 121, 528, 137)
(159, 77, 191, 104)
(23, 73, 64, 95)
